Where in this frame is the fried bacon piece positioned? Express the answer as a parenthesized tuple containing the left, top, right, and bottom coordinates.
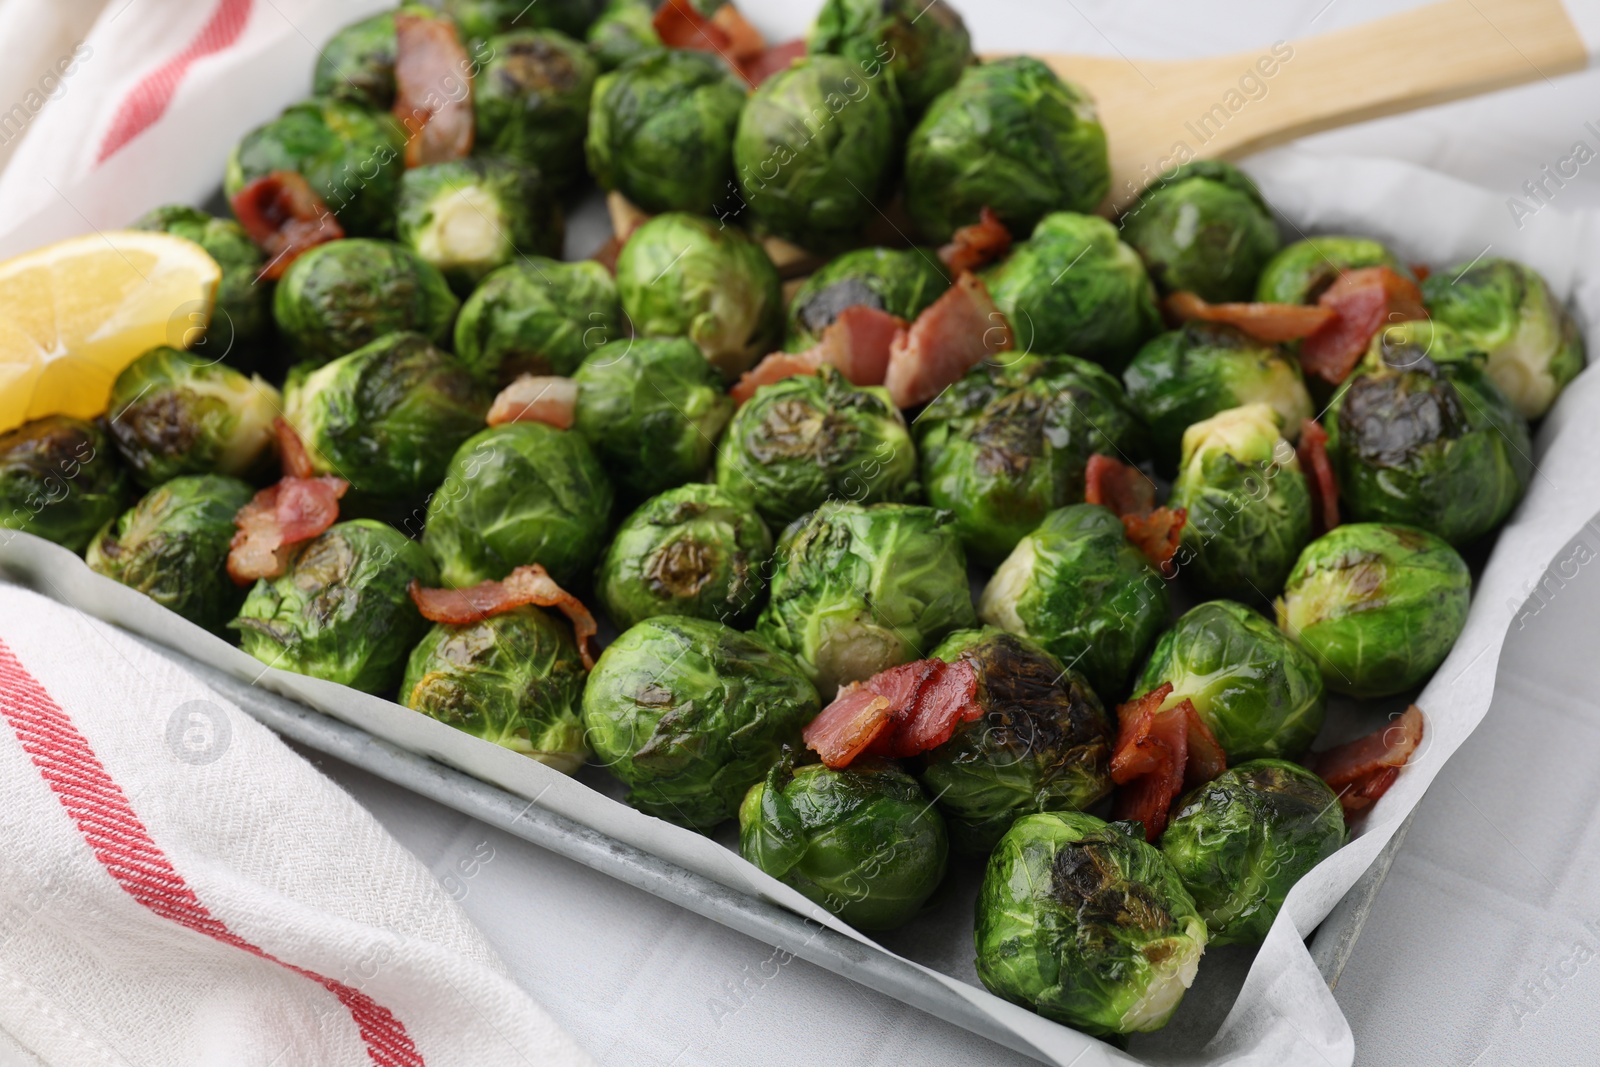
(229, 171, 344, 280)
(1084, 454, 1187, 571)
(939, 207, 1012, 275)
(739, 39, 806, 86)
(393, 12, 474, 167)
(730, 305, 904, 403)
(487, 375, 578, 429)
(1164, 291, 1334, 343)
(1296, 418, 1339, 536)
(1110, 684, 1227, 841)
(408, 564, 600, 670)
(227, 419, 348, 584)
(1299, 267, 1427, 386)
(1307, 704, 1425, 817)
(654, 0, 796, 87)
(884, 272, 1013, 408)
(710, 3, 765, 61)
(802, 658, 982, 768)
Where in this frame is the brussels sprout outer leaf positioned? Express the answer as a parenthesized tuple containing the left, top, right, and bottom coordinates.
(807, 0, 972, 113)
(1121, 162, 1281, 303)
(0, 416, 129, 554)
(454, 257, 620, 384)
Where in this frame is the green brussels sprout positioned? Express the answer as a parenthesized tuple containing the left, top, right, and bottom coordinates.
(438, 0, 605, 41)
(975, 812, 1207, 1036)
(1324, 321, 1531, 546)
(474, 30, 598, 191)
(733, 54, 901, 252)
(105, 347, 280, 488)
(131, 205, 270, 348)
(904, 57, 1109, 243)
(586, 50, 745, 215)
(598, 483, 772, 630)
(757, 501, 975, 691)
(421, 422, 613, 587)
(454, 257, 621, 384)
(740, 757, 948, 930)
(916, 353, 1146, 566)
(716, 367, 916, 528)
(785, 247, 948, 348)
(1162, 759, 1345, 946)
(1119, 161, 1281, 302)
(808, 0, 972, 115)
(225, 97, 405, 237)
(1135, 600, 1325, 762)
(1421, 256, 1584, 419)
(1169, 404, 1311, 596)
(396, 158, 563, 294)
(1123, 322, 1313, 465)
(582, 615, 820, 828)
(919, 628, 1113, 853)
(85, 475, 255, 634)
(979, 504, 1168, 701)
(586, 0, 660, 71)
(232, 519, 437, 693)
(313, 11, 399, 110)
(982, 212, 1161, 374)
(1254, 235, 1409, 305)
(401, 605, 590, 772)
(284, 332, 488, 506)
(616, 212, 783, 376)
(273, 239, 460, 365)
(0, 416, 129, 554)
(1276, 523, 1470, 698)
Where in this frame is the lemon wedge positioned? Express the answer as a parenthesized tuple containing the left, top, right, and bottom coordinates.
(0, 230, 223, 434)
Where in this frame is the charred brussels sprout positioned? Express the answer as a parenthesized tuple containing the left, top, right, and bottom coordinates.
(975, 812, 1206, 1036)
(85, 475, 255, 634)
(905, 57, 1108, 243)
(740, 757, 948, 930)
(1421, 256, 1584, 419)
(131, 205, 269, 348)
(616, 212, 783, 376)
(439, 0, 604, 41)
(716, 367, 916, 528)
(1254, 235, 1408, 305)
(232, 519, 437, 693)
(786, 247, 948, 348)
(422, 422, 613, 587)
(979, 504, 1168, 701)
(916, 354, 1145, 566)
(808, 0, 973, 115)
(454, 257, 620, 384)
(1325, 321, 1531, 546)
(586, 0, 659, 70)
(1162, 760, 1344, 946)
(587, 50, 745, 214)
(982, 212, 1160, 373)
(733, 55, 900, 252)
(583, 616, 820, 828)
(274, 239, 460, 365)
(919, 628, 1113, 853)
(1119, 161, 1280, 302)
(1276, 523, 1470, 698)
(757, 501, 975, 691)
(474, 29, 598, 191)
(401, 606, 590, 772)
(313, 10, 399, 110)
(0, 416, 128, 553)
(396, 158, 562, 293)
(1124, 323, 1313, 465)
(225, 97, 405, 237)
(598, 483, 772, 630)
(1136, 600, 1325, 762)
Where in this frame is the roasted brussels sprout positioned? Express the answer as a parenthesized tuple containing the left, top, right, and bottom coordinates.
(982, 212, 1160, 373)
(586, 0, 659, 70)
(1254, 235, 1408, 305)
(131, 205, 269, 348)
(1325, 321, 1531, 546)
(583, 615, 820, 828)
(904, 58, 1109, 243)
(758, 501, 975, 691)
(1123, 323, 1313, 465)
(1421, 256, 1584, 419)
(313, 10, 399, 110)
(273, 239, 460, 365)
(439, 0, 605, 41)
(733, 54, 900, 252)
(616, 212, 783, 376)
(785, 247, 948, 348)
(454, 257, 621, 384)
(1276, 522, 1470, 698)
(716, 367, 916, 528)
(975, 812, 1207, 1036)
(1162, 759, 1345, 946)
(1136, 600, 1325, 762)
(808, 0, 972, 114)
(474, 29, 598, 191)
(422, 422, 613, 587)
(396, 158, 563, 293)
(0, 416, 128, 553)
(232, 519, 437, 693)
(1119, 161, 1280, 302)
(979, 504, 1168, 701)
(919, 628, 1113, 853)
(1169, 404, 1311, 596)
(105, 347, 280, 488)
(587, 50, 745, 215)
(598, 483, 772, 630)
(740, 757, 948, 930)
(225, 97, 405, 237)
(85, 475, 255, 634)
(916, 353, 1145, 566)
(401, 605, 590, 771)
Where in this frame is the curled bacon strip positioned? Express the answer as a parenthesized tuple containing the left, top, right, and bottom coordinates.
(1296, 418, 1339, 536)
(227, 419, 348, 584)
(230, 171, 344, 280)
(710, 3, 765, 61)
(487, 375, 578, 428)
(884, 272, 1013, 408)
(408, 564, 599, 670)
(1084, 454, 1187, 571)
(740, 39, 806, 86)
(654, 0, 792, 86)
(1110, 684, 1227, 841)
(1299, 267, 1427, 386)
(939, 207, 1012, 276)
(1164, 291, 1334, 344)
(393, 12, 474, 167)
(1308, 705, 1425, 817)
(803, 658, 982, 768)
(731, 305, 904, 403)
